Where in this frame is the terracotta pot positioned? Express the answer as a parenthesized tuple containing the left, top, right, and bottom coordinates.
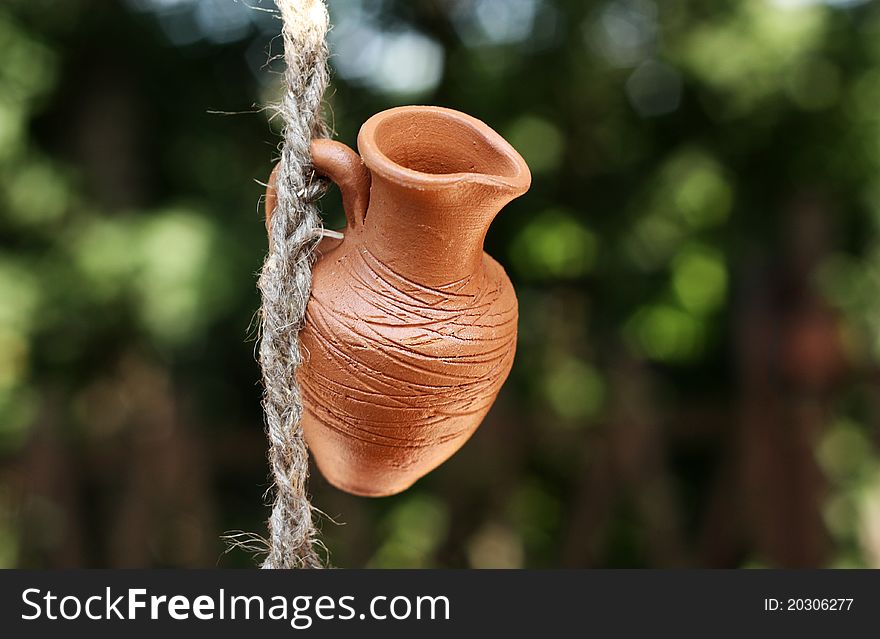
(266, 106, 530, 496)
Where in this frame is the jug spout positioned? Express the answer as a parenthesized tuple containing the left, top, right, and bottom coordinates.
(356, 106, 531, 287)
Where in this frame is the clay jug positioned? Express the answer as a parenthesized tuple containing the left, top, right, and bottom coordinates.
(265, 105, 530, 496)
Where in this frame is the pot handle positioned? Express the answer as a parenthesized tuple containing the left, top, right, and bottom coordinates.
(264, 139, 371, 237)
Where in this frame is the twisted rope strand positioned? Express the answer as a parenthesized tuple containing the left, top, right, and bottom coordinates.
(258, 0, 330, 569)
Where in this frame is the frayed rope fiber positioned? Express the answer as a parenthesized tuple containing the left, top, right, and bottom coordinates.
(258, 0, 330, 569)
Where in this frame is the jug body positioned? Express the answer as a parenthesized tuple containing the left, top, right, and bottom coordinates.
(299, 232, 518, 496)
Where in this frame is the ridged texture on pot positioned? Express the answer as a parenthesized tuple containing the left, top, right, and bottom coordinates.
(299, 238, 518, 496)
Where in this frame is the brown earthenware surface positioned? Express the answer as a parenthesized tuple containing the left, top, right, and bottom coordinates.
(268, 106, 530, 496)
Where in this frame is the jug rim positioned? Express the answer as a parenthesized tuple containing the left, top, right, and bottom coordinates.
(357, 105, 531, 193)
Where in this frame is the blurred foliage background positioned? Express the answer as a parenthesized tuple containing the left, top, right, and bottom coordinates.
(2, 0, 880, 568)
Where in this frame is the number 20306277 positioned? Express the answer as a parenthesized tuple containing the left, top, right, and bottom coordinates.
(763, 598, 853, 612)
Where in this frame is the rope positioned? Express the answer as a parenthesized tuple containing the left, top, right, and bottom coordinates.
(258, 0, 330, 569)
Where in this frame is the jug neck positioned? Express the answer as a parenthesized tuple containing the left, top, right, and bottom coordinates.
(354, 105, 531, 288)
(360, 175, 514, 287)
